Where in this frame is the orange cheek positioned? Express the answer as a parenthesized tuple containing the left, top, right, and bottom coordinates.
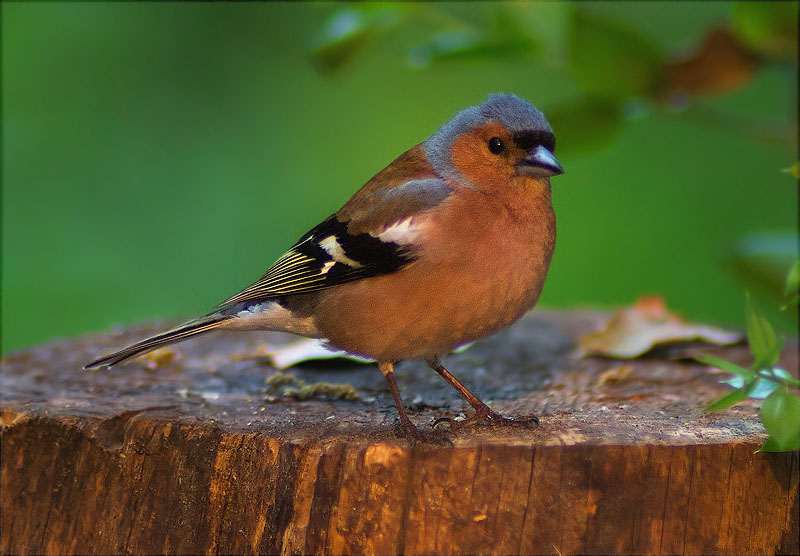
(450, 133, 513, 189)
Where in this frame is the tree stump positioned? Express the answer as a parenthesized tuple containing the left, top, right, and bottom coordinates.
(1, 310, 797, 555)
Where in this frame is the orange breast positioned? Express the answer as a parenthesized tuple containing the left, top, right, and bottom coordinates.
(313, 184, 555, 361)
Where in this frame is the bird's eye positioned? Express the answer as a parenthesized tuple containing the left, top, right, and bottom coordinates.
(488, 137, 505, 154)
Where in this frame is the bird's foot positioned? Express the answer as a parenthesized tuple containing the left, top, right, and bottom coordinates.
(433, 407, 539, 431)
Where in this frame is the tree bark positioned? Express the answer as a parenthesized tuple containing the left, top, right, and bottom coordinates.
(1, 310, 797, 555)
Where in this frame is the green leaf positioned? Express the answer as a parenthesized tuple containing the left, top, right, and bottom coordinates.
(408, 7, 537, 68)
(758, 436, 786, 453)
(721, 375, 746, 389)
(567, 9, 664, 99)
(707, 386, 750, 412)
(759, 386, 800, 451)
(408, 29, 535, 68)
(727, 233, 800, 307)
(781, 293, 799, 312)
(733, 2, 799, 60)
(311, 9, 370, 70)
(310, 6, 405, 70)
(696, 354, 755, 380)
(708, 377, 761, 411)
(771, 368, 796, 381)
(767, 337, 785, 368)
(746, 292, 782, 369)
(748, 377, 780, 400)
(783, 260, 800, 304)
(719, 370, 797, 396)
(760, 367, 800, 388)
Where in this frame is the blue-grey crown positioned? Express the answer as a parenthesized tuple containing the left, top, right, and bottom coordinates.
(424, 94, 552, 180)
(479, 94, 551, 135)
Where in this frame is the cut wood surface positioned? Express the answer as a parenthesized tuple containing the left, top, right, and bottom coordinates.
(1, 310, 798, 555)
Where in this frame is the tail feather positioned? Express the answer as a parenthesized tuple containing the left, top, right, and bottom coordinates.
(84, 314, 228, 369)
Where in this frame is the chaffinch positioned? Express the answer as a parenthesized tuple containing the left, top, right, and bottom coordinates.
(86, 93, 564, 439)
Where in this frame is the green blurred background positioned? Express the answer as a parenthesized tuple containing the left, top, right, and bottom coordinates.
(2, 2, 798, 354)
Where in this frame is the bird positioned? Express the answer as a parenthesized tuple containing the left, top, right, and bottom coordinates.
(85, 93, 564, 440)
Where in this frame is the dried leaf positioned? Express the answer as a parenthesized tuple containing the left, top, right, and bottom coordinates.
(230, 345, 272, 362)
(232, 338, 373, 369)
(264, 370, 360, 402)
(284, 382, 360, 402)
(270, 338, 372, 369)
(578, 296, 744, 359)
(595, 364, 634, 387)
(139, 347, 176, 370)
(232, 337, 474, 369)
(664, 27, 758, 98)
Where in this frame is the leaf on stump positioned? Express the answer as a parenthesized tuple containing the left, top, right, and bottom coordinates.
(231, 338, 373, 369)
(577, 295, 744, 359)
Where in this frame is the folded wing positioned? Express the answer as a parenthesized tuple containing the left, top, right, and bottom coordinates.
(220, 169, 452, 307)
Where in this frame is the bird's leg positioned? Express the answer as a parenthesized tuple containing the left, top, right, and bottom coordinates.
(379, 362, 419, 435)
(379, 361, 449, 442)
(427, 357, 539, 430)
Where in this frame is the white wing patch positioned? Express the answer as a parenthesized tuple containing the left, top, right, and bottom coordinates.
(319, 235, 363, 268)
(374, 217, 419, 244)
(218, 214, 419, 307)
(320, 260, 336, 274)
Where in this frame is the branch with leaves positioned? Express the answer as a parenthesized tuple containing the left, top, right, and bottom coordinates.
(310, 3, 798, 156)
(699, 290, 799, 452)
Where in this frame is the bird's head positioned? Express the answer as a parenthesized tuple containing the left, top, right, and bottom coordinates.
(424, 94, 563, 189)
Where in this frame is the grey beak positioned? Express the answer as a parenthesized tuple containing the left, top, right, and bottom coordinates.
(519, 145, 564, 177)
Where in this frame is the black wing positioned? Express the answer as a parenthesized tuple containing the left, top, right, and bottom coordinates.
(219, 215, 416, 306)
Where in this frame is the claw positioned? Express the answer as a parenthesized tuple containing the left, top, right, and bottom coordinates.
(433, 408, 540, 431)
(425, 360, 539, 432)
(432, 416, 458, 429)
(485, 411, 540, 428)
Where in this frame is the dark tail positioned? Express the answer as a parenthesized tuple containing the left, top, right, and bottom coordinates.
(84, 314, 229, 369)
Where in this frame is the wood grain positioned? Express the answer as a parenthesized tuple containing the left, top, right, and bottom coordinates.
(2, 310, 797, 555)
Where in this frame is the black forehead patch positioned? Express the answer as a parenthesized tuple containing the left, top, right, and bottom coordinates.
(513, 131, 556, 153)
